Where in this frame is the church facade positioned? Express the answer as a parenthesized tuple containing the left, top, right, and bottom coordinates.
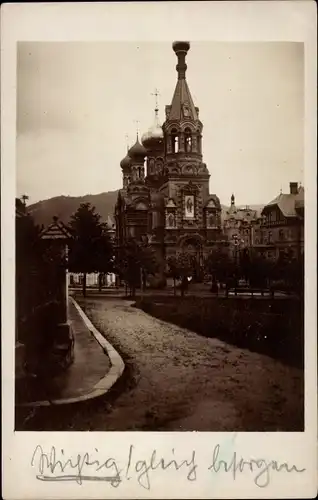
(115, 41, 226, 285)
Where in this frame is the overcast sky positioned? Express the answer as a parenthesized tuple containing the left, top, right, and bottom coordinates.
(16, 41, 304, 206)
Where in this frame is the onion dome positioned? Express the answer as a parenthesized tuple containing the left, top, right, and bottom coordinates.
(141, 103, 163, 150)
(141, 122, 163, 150)
(120, 153, 131, 170)
(128, 136, 147, 159)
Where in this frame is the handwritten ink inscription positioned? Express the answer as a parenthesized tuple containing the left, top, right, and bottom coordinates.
(30, 444, 306, 490)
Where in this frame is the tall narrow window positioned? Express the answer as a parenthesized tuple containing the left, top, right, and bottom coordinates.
(197, 133, 201, 153)
(171, 129, 179, 153)
(185, 128, 192, 152)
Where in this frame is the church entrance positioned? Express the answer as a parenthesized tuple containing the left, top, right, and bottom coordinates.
(182, 238, 203, 282)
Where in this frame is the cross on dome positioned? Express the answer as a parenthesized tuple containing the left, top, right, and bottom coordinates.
(151, 88, 161, 114)
(133, 119, 140, 139)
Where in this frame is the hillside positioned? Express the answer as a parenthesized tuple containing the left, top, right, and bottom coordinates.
(28, 191, 118, 227)
(28, 191, 264, 228)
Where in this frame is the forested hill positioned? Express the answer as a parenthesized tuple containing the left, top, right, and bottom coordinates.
(27, 190, 263, 228)
(28, 191, 118, 227)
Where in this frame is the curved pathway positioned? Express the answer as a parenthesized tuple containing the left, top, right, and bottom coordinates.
(71, 297, 303, 432)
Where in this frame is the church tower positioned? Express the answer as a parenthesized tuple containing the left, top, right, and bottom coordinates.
(115, 41, 224, 287)
(161, 41, 222, 265)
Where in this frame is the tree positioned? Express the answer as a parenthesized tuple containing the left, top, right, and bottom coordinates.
(68, 203, 114, 296)
(16, 204, 44, 333)
(115, 238, 158, 298)
(247, 251, 274, 289)
(166, 256, 179, 295)
(167, 252, 193, 297)
(204, 247, 234, 292)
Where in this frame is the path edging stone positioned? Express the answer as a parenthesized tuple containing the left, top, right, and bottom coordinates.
(18, 297, 125, 408)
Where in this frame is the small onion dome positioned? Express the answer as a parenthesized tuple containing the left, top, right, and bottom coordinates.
(141, 124, 164, 150)
(128, 138, 147, 159)
(120, 153, 131, 170)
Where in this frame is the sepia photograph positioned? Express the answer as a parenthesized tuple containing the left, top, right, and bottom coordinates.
(14, 39, 305, 433)
(2, 2, 317, 498)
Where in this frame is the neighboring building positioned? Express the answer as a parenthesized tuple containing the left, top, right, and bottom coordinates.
(68, 272, 116, 288)
(115, 41, 225, 285)
(223, 194, 262, 258)
(253, 182, 304, 260)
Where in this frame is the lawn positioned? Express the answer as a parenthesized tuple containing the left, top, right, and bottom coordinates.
(135, 295, 303, 368)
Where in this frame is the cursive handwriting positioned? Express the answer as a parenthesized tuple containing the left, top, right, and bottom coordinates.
(208, 444, 306, 487)
(128, 445, 197, 490)
(30, 443, 306, 490)
(31, 445, 121, 486)
(30, 444, 197, 490)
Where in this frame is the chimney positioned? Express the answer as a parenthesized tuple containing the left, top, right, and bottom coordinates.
(290, 182, 298, 195)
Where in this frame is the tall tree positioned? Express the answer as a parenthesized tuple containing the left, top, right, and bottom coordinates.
(68, 203, 113, 296)
(167, 252, 193, 297)
(204, 247, 234, 292)
(115, 238, 158, 298)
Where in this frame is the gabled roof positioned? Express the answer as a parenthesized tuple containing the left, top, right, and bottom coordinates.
(40, 217, 72, 240)
(262, 193, 300, 218)
(204, 194, 221, 210)
(225, 207, 258, 221)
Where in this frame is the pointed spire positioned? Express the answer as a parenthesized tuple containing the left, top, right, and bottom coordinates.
(231, 193, 235, 206)
(166, 42, 199, 122)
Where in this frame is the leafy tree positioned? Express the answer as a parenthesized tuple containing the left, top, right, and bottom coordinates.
(115, 238, 158, 298)
(273, 251, 304, 294)
(204, 247, 235, 291)
(68, 203, 114, 296)
(16, 203, 44, 330)
(167, 252, 193, 297)
(247, 252, 274, 289)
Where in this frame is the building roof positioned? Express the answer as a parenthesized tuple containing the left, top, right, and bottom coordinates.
(263, 186, 304, 218)
(224, 202, 260, 222)
(40, 217, 72, 240)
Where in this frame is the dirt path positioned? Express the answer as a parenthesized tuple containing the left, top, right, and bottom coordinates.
(73, 297, 303, 431)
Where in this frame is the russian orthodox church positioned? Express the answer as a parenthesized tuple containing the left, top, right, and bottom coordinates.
(115, 41, 225, 285)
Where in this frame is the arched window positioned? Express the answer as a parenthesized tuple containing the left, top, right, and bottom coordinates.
(185, 128, 192, 152)
(171, 129, 179, 153)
